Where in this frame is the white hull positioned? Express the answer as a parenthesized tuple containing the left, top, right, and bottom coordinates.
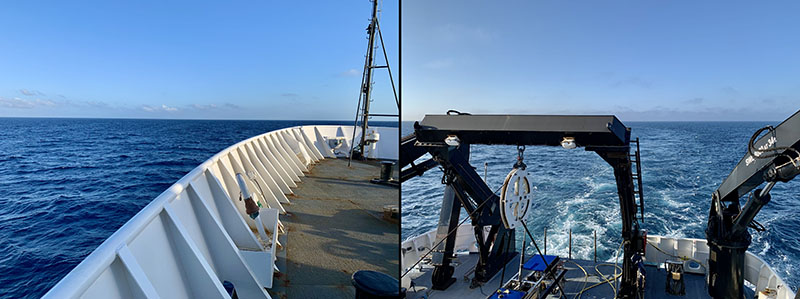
(44, 125, 397, 299)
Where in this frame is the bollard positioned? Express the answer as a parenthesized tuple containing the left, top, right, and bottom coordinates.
(379, 161, 394, 181)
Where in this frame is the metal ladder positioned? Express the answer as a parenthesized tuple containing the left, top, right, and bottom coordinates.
(630, 138, 645, 222)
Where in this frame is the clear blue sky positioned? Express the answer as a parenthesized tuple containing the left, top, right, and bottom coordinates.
(0, 0, 398, 120)
(402, 1, 800, 122)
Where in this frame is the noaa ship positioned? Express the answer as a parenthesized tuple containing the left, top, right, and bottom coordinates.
(43, 1, 400, 298)
(400, 111, 798, 298)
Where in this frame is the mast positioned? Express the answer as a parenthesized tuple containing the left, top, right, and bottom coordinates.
(360, 0, 379, 152)
(349, 0, 398, 166)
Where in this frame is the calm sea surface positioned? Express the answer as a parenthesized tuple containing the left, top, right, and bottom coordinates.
(402, 121, 799, 290)
(0, 118, 395, 298)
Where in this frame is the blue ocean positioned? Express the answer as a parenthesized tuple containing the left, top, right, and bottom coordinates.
(0, 118, 395, 298)
(401, 121, 799, 291)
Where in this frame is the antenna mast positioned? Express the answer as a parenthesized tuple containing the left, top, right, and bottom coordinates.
(349, 0, 398, 166)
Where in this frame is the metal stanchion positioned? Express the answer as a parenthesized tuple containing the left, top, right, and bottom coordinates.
(594, 230, 597, 263)
(568, 228, 572, 260)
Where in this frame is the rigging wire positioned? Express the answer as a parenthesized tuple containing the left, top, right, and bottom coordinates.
(519, 221, 555, 275)
(400, 184, 504, 278)
(518, 220, 568, 298)
(375, 19, 399, 110)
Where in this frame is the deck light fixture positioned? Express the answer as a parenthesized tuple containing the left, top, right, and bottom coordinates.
(561, 137, 576, 149)
(444, 135, 461, 147)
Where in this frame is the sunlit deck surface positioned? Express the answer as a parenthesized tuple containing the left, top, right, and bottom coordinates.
(270, 158, 399, 299)
(408, 253, 754, 299)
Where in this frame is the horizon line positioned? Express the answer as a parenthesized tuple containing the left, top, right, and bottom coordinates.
(0, 116, 400, 122)
(400, 119, 782, 123)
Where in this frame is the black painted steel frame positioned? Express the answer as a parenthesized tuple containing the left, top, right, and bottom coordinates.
(401, 114, 646, 297)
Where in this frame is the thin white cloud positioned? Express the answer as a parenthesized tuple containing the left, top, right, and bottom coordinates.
(190, 104, 219, 110)
(140, 104, 179, 112)
(0, 97, 56, 109)
(188, 103, 241, 110)
(161, 104, 178, 112)
(4, 91, 114, 110)
(19, 89, 45, 96)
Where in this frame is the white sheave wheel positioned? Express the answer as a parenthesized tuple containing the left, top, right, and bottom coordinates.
(500, 168, 533, 229)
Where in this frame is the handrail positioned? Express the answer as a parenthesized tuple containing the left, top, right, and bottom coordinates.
(45, 125, 397, 299)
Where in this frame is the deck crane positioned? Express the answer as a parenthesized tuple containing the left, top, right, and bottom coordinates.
(706, 110, 800, 298)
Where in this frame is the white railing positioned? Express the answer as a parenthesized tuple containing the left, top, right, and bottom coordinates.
(400, 224, 478, 288)
(44, 125, 397, 299)
(646, 235, 795, 299)
(402, 224, 796, 298)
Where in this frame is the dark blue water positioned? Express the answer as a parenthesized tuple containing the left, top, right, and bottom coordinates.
(0, 118, 395, 298)
(402, 121, 799, 290)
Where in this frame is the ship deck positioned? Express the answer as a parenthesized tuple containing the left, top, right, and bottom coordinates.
(407, 252, 755, 299)
(270, 158, 399, 299)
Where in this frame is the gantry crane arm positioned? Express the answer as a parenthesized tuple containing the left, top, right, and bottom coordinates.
(706, 110, 800, 299)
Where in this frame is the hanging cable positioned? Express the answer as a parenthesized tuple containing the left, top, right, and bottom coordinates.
(748, 126, 800, 164)
(446, 110, 471, 115)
